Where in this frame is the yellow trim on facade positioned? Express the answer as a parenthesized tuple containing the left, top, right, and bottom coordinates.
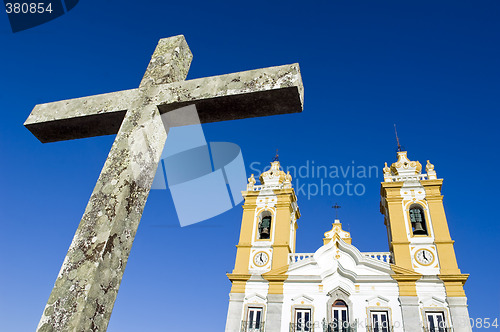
(439, 274, 469, 297)
(226, 273, 251, 293)
(390, 263, 421, 297)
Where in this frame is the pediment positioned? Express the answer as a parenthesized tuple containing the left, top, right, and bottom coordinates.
(315, 237, 393, 274)
(366, 295, 390, 307)
(420, 296, 447, 308)
(286, 236, 396, 283)
(327, 286, 351, 298)
(292, 294, 314, 303)
(245, 293, 266, 303)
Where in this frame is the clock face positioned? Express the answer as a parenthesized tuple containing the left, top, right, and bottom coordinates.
(415, 249, 434, 266)
(253, 252, 269, 267)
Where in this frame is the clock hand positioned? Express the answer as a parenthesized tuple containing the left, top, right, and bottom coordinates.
(423, 251, 428, 260)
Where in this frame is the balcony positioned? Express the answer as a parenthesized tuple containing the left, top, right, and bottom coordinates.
(321, 321, 356, 332)
(241, 320, 265, 332)
(366, 326, 394, 332)
(289, 322, 315, 331)
(423, 328, 453, 332)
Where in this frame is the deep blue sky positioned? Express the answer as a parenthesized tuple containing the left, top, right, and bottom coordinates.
(1, 1, 499, 331)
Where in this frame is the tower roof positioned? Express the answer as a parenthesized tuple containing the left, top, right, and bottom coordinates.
(259, 160, 288, 185)
(383, 151, 437, 182)
(390, 151, 422, 176)
(246, 159, 293, 191)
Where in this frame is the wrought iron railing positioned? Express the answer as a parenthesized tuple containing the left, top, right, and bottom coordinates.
(366, 326, 394, 332)
(241, 320, 265, 332)
(290, 322, 315, 331)
(322, 319, 357, 332)
(423, 328, 452, 332)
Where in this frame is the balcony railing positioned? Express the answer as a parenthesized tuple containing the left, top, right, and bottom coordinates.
(289, 253, 314, 263)
(241, 320, 265, 332)
(366, 326, 394, 332)
(290, 252, 392, 264)
(385, 173, 428, 182)
(423, 328, 453, 332)
(322, 320, 357, 332)
(289, 322, 315, 332)
(362, 252, 392, 263)
(249, 184, 284, 191)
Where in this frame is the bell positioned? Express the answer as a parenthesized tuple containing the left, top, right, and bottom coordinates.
(261, 227, 270, 239)
(413, 221, 426, 235)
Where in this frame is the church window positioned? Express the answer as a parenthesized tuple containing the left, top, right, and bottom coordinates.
(331, 300, 349, 331)
(245, 307, 263, 332)
(425, 312, 447, 332)
(370, 311, 390, 332)
(409, 205, 428, 236)
(294, 308, 312, 332)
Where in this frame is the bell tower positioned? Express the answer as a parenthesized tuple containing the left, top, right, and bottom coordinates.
(380, 151, 471, 331)
(225, 159, 300, 332)
(380, 151, 466, 277)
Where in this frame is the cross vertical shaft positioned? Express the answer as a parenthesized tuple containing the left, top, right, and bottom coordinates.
(36, 37, 192, 332)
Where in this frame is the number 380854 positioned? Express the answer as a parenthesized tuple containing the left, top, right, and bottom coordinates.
(5, 3, 53, 14)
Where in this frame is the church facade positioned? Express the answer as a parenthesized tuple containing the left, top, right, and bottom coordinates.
(225, 151, 471, 332)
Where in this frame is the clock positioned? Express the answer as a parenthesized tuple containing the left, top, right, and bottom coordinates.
(414, 248, 435, 266)
(253, 251, 269, 267)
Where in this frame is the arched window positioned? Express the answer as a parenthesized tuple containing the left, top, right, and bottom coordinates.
(258, 211, 272, 239)
(409, 205, 428, 235)
(331, 300, 348, 330)
(333, 300, 347, 307)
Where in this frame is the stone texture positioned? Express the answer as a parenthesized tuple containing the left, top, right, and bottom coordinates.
(265, 294, 284, 332)
(447, 297, 472, 332)
(224, 293, 245, 332)
(24, 65, 303, 143)
(399, 296, 422, 332)
(139, 35, 193, 87)
(26, 35, 304, 332)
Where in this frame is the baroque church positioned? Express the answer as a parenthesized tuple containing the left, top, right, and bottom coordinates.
(224, 151, 471, 332)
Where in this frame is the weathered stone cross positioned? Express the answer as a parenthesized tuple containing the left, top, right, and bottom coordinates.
(24, 35, 303, 331)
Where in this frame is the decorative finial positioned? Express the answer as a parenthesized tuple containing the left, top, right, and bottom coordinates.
(394, 124, 403, 152)
(273, 149, 279, 162)
(383, 162, 392, 182)
(283, 171, 292, 188)
(426, 160, 437, 179)
(332, 203, 341, 219)
(383, 162, 390, 174)
(247, 174, 256, 190)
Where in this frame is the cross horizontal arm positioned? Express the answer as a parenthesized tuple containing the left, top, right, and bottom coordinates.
(155, 63, 304, 124)
(24, 88, 139, 143)
(24, 64, 303, 143)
